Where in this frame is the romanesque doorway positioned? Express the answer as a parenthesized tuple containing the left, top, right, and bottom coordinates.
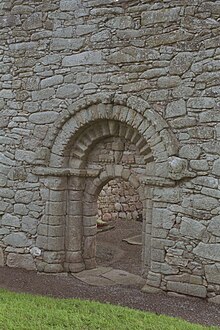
(96, 178, 143, 275)
(40, 96, 179, 277)
(69, 118, 155, 275)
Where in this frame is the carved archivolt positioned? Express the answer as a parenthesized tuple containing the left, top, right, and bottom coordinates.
(47, 94, 179, 173)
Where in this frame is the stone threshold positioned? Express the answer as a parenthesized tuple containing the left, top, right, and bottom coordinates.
(71, 267, 146, 287)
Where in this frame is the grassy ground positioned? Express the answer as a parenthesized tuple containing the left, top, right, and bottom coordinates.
(0, 289, 217, 330)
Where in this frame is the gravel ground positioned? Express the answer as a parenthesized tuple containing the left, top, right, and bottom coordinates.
(0, 220, 219, 328)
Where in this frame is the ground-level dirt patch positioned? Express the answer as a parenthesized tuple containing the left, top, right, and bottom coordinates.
(96, 219, 142, 275)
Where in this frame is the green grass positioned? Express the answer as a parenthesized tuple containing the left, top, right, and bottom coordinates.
(0, 289, 218, 330)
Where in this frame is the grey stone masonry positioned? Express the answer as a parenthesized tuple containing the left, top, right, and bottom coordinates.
(0, 0, 220, 303)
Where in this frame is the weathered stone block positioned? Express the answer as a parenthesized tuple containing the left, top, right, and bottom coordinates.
(51, 38, 84, 51)
(201, 187, 220, 199)
(188, 195, 218, 211)
(29, 111, 58, 124)
(165, 99, 186, 118)
(147, 271, 161, 288)
(167, 282, 207, 298)
(205, 263, 220, 285)
(187, 97, 215, 109)
(149, 90, 169, 101)
(60, 0, 79, 11)
(141, 8, 181, 25)
(7, 253, 36, 271)
(15, 190, 33, 204)
(0, 15, 21, 28)
(165, 274, 202, 285)
(56, 84, 81, 99)
(32, 88, 55, 101)
(208, 296, 220, 304)
(212, 159, 220, 176)
(172, 85, 194, 98)
(193, 243, 220, 262)
(147, 30, 192, 48)
(44, 264, 63, 273)
(0, 188, 14, 199)
(14, 204, 29, 216)
(41, 75, 63, 89)
(43, 251, 65, 264)
(47, 237, 65, 251)
(11, 5, 34, 14)
(107, 47, 158, 64)
(169, 52, 193, 75)
(40, 55, 62, 65)
(0, 248, 4, 266)
(190, 160, 209, 171)
(153, 187, 180, 203)
(23, 13, 42, 30)
(106, 16, 134, 29)
(151, 249, 165, 262)
(140, 68, 168, 79)
(157, 76, 181, 89)
(63, 51, 103, 66)
(151, 261, 178, 275)
(192, 176, 218, 189)
(167, 281, 207, 298)
(3, 233, 29, 248)
(180, 218, 206, 240)
(152, 208, 174, 229)
(1, 214, 20, 228)
(76, 24, 97, 36)
(179, 145, 201, 160)
(208, 216, 220, 237)
(66, 251, 83, 263)
(91, 30, 111, 43)
(83, 236, 96, 259)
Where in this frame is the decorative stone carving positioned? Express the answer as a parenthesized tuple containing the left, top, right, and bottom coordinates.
(168, 157, 196, 180)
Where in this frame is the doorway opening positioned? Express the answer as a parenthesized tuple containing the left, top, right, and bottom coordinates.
(96, 178, 143, 275)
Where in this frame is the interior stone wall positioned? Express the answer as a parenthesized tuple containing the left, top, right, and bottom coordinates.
(90, 135, 144, 222)
(98, 178, 143, 222)
(0, 0, 220, 303)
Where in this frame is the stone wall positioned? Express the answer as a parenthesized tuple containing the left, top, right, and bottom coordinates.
(98, 179, 143, 222)
(89, 137, 143, 222)
(0, 0, 220, 302)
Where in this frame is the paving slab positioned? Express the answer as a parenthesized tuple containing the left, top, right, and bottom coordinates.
(71, 267, 115, 286)
(73, 266, 113, 279)
(102, 269, 146, 286)
(72, 274, 114, 286)
(122, 234, 142, 245)
(71, 267, 146, 287)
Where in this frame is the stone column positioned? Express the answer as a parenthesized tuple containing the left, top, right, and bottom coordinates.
(65, 176, 85, 273)
(141, 186, 153, 277)
(36, 176, 67, 273)
(82, 178, 99, 270)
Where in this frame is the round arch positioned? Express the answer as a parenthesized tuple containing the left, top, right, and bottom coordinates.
(68, 119, 153, 169)
(47, 94, 179, 175)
